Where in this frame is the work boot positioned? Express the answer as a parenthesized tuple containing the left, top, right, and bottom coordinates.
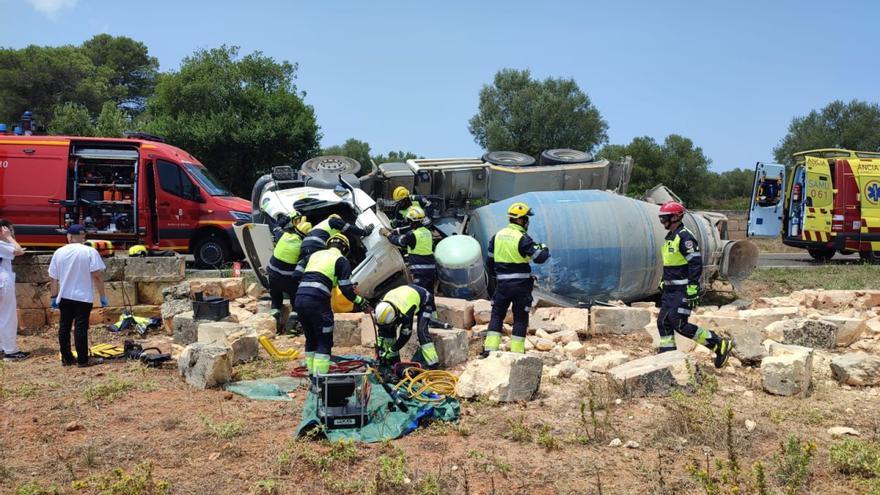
(713, 339, 733, 369)
(479, 350, 492, 359)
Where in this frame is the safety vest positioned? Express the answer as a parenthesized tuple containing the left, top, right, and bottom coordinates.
(313, 218, 340, 237)
(272, 232, 303, 264)
(303, 248, 341, 286)
(408, 227, 433, 256)
(383, 285, 421, 317)
(662, 228, 694, 267)
(494, 224, 529, 264)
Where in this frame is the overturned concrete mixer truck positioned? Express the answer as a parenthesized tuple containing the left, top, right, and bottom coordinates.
(234, 150, 759, 306)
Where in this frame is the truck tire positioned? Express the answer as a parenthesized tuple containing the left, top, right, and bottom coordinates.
(807, 247, 835, 262)
(482, 151, 535, 167)
(859, 251, 880, 264)
(300, 155, 361, 178)
(540, 149, 594, 165)
(194, 232, 231, 269)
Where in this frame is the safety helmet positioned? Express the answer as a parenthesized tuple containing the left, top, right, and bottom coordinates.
(328, 213, 342, 220)
(290, 210, 303, 223)
(659, 202, 685, 215)
(393, 186, 410, 202)
(294, 221, 312, 237)
(374, 301, 399, 326)
(128, 245, 148, 257)
(406, 206, 426, 222)
(327, 233, 350, 254)
(507, 202, 534, 219)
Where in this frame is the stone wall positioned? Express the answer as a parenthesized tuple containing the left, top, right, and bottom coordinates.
(12, 254, 186, 332)
(714, 210, 748, 241)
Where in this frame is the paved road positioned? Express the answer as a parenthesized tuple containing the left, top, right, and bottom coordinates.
(758, 252, 862, 268)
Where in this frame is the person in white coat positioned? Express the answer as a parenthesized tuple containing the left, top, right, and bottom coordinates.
(0, 220, 30, 361)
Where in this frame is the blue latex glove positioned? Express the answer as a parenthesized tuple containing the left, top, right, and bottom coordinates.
(51, 297, 59, 310)
(100, 295, 109, 308)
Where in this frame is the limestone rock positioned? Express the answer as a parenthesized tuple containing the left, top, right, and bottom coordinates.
(12, 261, 50, 283)
(535, 328, 553, 340)
(241, 313, 276, 338)
(819, 316, 866, 346)
(162, 281, 191, 300)
(761, 344, 813, 397)
(228, 331, 259, 364)
(764, 319, 838, 349)
(455, 352, 543, 402)
(531, 307, 562, 331)
(172, 311, 199, 345)
(15, 283, 51, 309)
(92, 281, 136, 308)
(473, 299, 511, 326)
(334, 313, 368, 347)
(136, 282, 172, 306)
(830, 353, 880, 386)
(590, 306, 652, 335)
(588, 350, 630, 373)
(434, 297, 475, 330)
(246, 282, 265, 299)
(828, 426, 860, 437)
(535, 338, 554, 351)
(729, 327, 767, 366)
(738, 307, 800, 330)
(607, 351, 700, 397)
(125, 256, 185, 282)
(178, 343, 232, 389)
(553, 308, 590, 336)
(189, 278, 245, 301)
(548, 360, 579, 379)
(563, 341, 585, 356)
(429, 328, 469, 368)
(101, 257, 126, 282)
(552, 330, 579, 345)
(17, 309, 46, 332)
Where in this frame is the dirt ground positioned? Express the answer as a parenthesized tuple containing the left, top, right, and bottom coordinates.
(2, 323, 878, 495)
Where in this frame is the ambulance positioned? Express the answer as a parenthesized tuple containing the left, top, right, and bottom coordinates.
(0, 133, 251, 267)
(748, 148, 880, 262)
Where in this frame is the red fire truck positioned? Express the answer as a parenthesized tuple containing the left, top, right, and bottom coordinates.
(0, 133, 250, 267)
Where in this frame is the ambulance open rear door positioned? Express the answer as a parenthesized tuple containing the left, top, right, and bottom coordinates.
(747, 162, 786, 238)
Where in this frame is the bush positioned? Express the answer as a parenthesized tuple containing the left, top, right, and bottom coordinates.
(829, 438, 880, 478)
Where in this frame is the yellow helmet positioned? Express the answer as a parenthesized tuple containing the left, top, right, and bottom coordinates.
(406, 206, 426, 222)
(327, 233, 350, 253)
(507, 202, 534, 219)
(393, 186, 409, 202)
(128, 244, 148, 257)
(374, 301, 399, 326)
(294, 221, 312, 237)
(328, 213, 342, 220)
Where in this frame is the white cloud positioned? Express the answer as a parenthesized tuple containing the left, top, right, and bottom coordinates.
(27, 0, 78, 17)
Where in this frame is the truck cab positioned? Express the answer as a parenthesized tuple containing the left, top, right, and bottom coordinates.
(0, 134, 250, 267)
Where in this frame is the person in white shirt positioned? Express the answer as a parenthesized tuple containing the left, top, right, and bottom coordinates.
(0, 220, 30, 361)
(48, 224, 108, 367)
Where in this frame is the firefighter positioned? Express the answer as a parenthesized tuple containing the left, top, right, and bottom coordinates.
(266, 220, 312, 334)
(391, 186, 432, 228)
(373, 283, 440, 369)
(300, 213, 374, 259)
(386, 206, 436, 292)
(292, 234, 368, 376)
(657, 201, 733, 368)
(482, 202, 550, 356)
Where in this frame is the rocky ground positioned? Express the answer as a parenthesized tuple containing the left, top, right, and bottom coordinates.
(3, 281, 880, 494)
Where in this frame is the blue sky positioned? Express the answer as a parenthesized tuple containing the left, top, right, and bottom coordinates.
(2, 0, 877, 171)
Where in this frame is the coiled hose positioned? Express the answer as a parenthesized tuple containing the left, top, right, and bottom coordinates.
(393, 367, 459, 404)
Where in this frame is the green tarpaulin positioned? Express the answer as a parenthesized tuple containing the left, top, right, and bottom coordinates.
(296, 373, 459, 443)
(223, 377, 306, 401)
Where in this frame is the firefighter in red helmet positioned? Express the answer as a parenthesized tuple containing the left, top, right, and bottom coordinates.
(658, 202, 732, 368)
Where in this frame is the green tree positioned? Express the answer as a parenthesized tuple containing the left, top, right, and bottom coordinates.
(0, 44, 109, 124)
(774, 100, 880, 165)
(599, 134, 712, 207)
(81, 34, 159, 114)
(468, 68, 608, 158)
(372, 150, 421, 165)
(95, 101, 127, 137)
(322, 138, 373, 174)
(48, 102, 95, 136)
(142, 46, 321, 197)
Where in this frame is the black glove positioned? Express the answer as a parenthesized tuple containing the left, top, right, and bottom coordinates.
(363, 224, 375, 236)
